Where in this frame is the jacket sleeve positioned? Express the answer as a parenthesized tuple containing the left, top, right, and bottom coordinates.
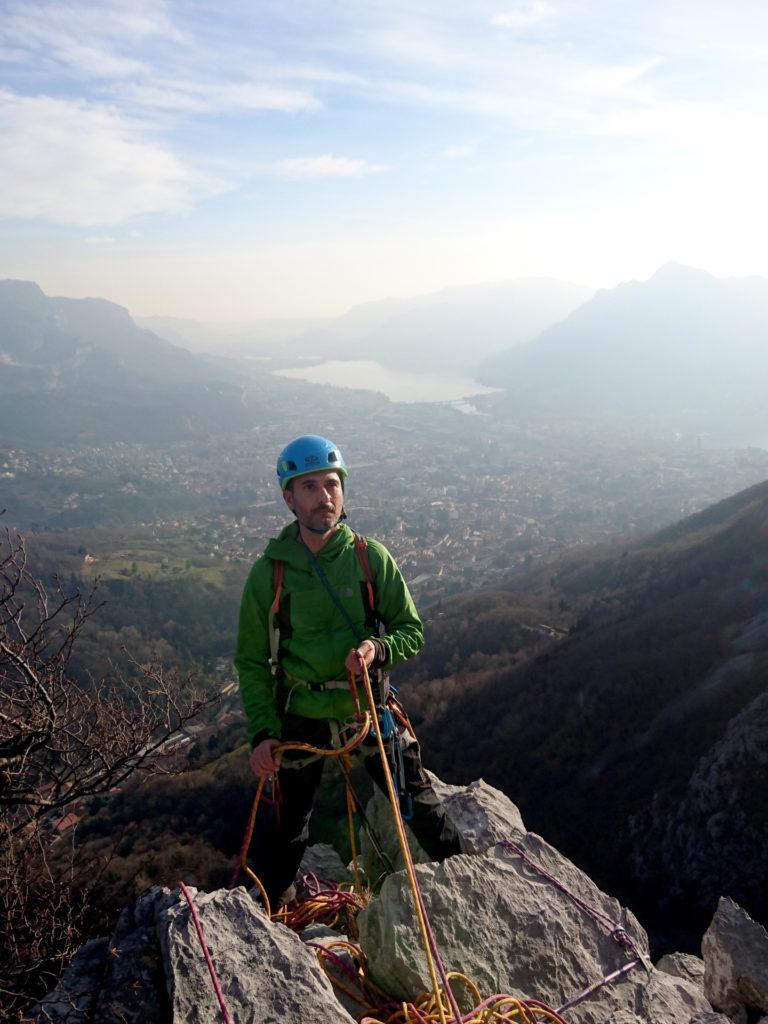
(367, 540, 424, 669)
(234, 560, 283, 744)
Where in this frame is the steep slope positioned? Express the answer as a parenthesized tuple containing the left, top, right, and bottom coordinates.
(479, 263, 768, 421)
(403, 477, 768, 946)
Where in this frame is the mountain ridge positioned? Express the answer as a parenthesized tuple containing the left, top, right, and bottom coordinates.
(479, 263, 768, 426)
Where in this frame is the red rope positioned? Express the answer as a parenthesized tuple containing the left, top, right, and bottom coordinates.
(179, 881, 233, 1024)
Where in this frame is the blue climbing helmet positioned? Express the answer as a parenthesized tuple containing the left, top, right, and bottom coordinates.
(276, 435, 348, 490)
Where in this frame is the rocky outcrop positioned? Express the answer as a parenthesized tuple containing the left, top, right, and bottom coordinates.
(702, 897, 768, 1024)
(299, 841, 354, 885)
(357, 836, 710, 1024)
(159, 886, 355, 1024)
(656, 952, 705, 985)
(360, 771, 526, 880)
(33, 775, 750, 1024)
(31, 938, 108, 1024)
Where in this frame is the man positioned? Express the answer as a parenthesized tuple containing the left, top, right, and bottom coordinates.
(235, 434, 460, 908)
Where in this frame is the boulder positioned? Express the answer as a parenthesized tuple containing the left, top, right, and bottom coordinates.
(31, 937, 109, 1023)
(657, 952, 705, 986)
(431, 774, 526, 852)
(688, 1015, 735, 1023)
(158, 885, 355, 1024)
(299, 842, 354, 885)
(358, 835, 713, 1024)
(301, 923, 362, 1019)
(702, 896, 768, 1024)
(93, 886, 176, 1023)
(360, 771, 526, 880)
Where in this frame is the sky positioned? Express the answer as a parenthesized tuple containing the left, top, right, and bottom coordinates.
(2, 0, 768, 320)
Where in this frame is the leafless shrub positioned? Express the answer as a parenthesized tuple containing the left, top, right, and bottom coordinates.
(0, 529, 218, 1017)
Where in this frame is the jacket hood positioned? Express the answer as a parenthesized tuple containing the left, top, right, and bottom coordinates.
(263, 521, 356, 571)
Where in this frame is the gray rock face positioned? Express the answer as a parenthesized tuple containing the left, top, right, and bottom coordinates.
(299, 842, 354, 885)
(688, 1015, 735, 1023)
(358, 835, 712, 1024)
(159, 885, 355, 1024)
(360, 771, 526, 880)
(93, 886, 176, 1024)
(31, 937, 109, 1023)
(430, 774, 526, 852)
(702, 896, 768, 1024)
(34, 773, 730, 1024)
(657, 952, 705, 986)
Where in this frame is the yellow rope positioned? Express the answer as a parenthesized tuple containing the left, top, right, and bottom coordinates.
(237, 713, 372, 919)
(355, 658, 449, 1024)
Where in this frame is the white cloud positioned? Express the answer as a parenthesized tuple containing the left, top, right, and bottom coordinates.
(273, 155, 387, 178)
(84, 234, 116, 244)
(491, 2, 557, 29)
(121, 79, 319, 114)
(571, 58, 661, 97)
(0, 90, 225, 226)
(444, 144, 476, 158)
(0, 0, 180, 78)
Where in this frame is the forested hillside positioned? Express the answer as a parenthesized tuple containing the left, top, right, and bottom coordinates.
(401, 478, 768, 949)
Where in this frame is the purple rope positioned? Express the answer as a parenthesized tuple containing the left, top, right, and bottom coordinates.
(556, 959, 641, 1013)
(179, 883, 233, 1024)
(499, 840, 649, 964)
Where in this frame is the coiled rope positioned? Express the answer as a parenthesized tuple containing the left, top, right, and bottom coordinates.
(191, 657, 613, 1023)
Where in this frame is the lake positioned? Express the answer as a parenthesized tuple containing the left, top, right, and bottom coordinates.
(272, 360, 499, 409)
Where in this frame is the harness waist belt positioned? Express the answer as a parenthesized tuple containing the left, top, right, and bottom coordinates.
(281, 675, 351, 693)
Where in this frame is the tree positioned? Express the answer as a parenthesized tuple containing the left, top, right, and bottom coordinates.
(0, 529, 217, 1016)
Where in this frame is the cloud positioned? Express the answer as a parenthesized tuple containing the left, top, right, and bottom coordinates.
(0, 0, 181, 78)
(491, 2, 557, 29)
(122, 80, 320, 114)
(444, 144, 476, 158)
(0, 90, 225, 226)
(84, 234, 116, 244)
(571, 58, 661, 97)
(273, 155, 387, 178)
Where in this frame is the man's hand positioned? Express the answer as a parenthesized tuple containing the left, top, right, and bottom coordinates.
(250, 738, 282, 778)
(345, 639, 376, 676)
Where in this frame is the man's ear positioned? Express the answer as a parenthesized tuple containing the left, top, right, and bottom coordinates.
(282, 487, 295, 512)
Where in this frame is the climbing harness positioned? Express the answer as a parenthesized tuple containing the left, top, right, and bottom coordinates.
(269, 531, 412, 813)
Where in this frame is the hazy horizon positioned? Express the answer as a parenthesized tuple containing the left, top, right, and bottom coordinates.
(3, 2, 768, 320)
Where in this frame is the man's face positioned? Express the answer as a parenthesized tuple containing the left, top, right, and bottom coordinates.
(283, 469, 344, 533)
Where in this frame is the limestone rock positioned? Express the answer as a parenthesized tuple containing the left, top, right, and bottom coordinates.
(301, 923, 362, 1019)
(702, 896, 768, 1024)
(158, 885, 355, 1024)
(31, 937, 109, 1023)
(688, 1014, 734, 1023)
(360, 771, 525, 879)
(93, 885, 176, 1023)
(358, 835, 712, 1024)
(430, 774, 526, 852)
(299, 842, 354, 885)
(656, 952, 705, 986)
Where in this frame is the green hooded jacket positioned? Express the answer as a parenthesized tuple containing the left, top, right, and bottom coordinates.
(234, 522, 423, 744)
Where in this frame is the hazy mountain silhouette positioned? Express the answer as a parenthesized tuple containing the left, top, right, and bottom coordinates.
(403, 475, 768, 947)
(0, 280, 263, 443)
(137, 314, 329, 357)
(293, 277, 592, 371)
(143, 278, 591, 371)
(480, 264, 768, 422)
